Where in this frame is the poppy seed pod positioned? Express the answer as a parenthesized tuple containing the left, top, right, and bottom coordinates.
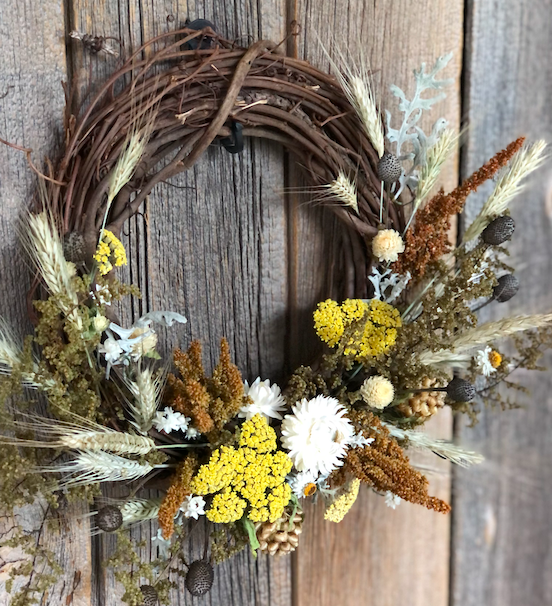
(446, 377, 476, 402)
(185, 560, 215, 596)
(481, 216, 515, 245)
(140, 584, 159, 606)
(96, 505, 123, 533)
(493, 274, 519, 302)
(377, 152, 402, 184)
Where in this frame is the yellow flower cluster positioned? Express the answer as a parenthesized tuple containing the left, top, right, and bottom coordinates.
(313, 298, 402, 359)
(324, 478, 361, 523)
(93, 229, 127, 275)
(190, 414, 292, 524)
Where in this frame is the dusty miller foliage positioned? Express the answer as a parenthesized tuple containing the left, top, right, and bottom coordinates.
(385, 52, 454, 191)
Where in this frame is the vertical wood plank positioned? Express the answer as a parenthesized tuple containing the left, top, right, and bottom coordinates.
(452, 2, 552, 605)
(289, 2, 464, 605)
(66, 1, 290, 604)
(0, 2, 93, 605)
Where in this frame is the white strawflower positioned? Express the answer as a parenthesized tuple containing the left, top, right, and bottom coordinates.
(385, 491, 402, 509)
(360, 376, 395, 409)
(288, 470, 319, 499)
(98, 337, 124, 365)
(180, 495, 206, 520)
(372, 229, 405, 262)
(93, 315, 110, 333)
(239, 377, 287, 421)
(153, 407, 190, 434)
(281, 395, 355, 475)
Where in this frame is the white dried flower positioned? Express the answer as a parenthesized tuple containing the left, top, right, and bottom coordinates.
(281, 395, 355, 475)
(360, 376, 394, 409)
(93, 315, 110, 333)
(185, 426, 201, 439)
(372, 229, 405, 263)
(474, 346, 498, 377)
(239, 378, 287, 421)
(99, 337, 124, 365)
(153, 407, 190, 434)
(288, 470, 319, 499)
(348, 432, 375, 449)
(385, 491, 402, 509)
(180, 495, 206, 520)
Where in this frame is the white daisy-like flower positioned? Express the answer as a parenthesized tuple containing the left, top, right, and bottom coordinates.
(98, 337, 124, 365)
(385, 491, 402, 509)
(474, 346, 497, 377)
(348, 432, 375, 449)
(372, 229, 405, 263)
(180, 495, 206, 520)
(281, 395, 355, 475)
(288, 470, 319, 499)
(239, 377, 287, 421)
(151, 528, 171, 558)
(153, 407, 190, 434)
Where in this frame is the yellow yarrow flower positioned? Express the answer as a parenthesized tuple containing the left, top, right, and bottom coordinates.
(324, 478, 361, 523)
(190, 414, 292, 524)
(93, 229, 127, 275)
(314, 298, 401, 359)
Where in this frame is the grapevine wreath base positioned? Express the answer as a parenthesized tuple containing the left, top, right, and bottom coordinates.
(0, 21, 550, 606)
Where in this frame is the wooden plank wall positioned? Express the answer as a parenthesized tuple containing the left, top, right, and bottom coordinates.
(452, 1, 552, 605)
(0, 0, 550, 605)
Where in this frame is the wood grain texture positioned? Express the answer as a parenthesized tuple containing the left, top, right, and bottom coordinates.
(0, 2, 94, 606)
(290, 2, 463, 605)
(67, 1, 291, 604)
(452, 2, 552, 605)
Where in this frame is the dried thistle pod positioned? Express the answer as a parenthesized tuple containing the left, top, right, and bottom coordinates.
(481, 216, 515, 245)
(377, 152, 402, 184)
(446, 377, 476, 402)
(185, 560, 214, 596)
(140, 584, 159, 606)
(96, 505, 123, 532)
(255, 509, 303, 556)
(493, 273, 519, 302)
(397, 377, 446, 418)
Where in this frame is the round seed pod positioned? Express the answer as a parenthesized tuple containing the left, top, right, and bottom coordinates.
(377, 152, 402, 184)
(481, 216, 515, 245)
(140, 585, 159, 606)
(493, 274, 519, 302)
(63, 231, 86, 263)
(446, 377, 476, 402)
(185, 560, 214, 596)
(96, 505, 123, 533)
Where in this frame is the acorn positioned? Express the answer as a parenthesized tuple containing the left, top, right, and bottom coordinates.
(96, 505, 123, 533)
(140, 584, 159, 606)
(377, 152, 402, 184)
(493, 274, 519, 302)
(481, 216, 515, 245)
(185, 560, 214, 596)
(446, 377, 476, 402)
(63, 231, 86, 263)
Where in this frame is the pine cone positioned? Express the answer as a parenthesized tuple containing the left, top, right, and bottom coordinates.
(398, 377, 445, 418)
(255, 509, 303, 556)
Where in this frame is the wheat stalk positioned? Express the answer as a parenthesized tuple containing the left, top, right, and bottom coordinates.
(318, 37, 385, 158)
(463, 140, 547, 242)
(43, 451, 156, 486)
(418, 313, 552, 365)
(3, 413, 155, 455)
(120, 498, 162, 525)
(124, 367, 164, 434)
(383, 422, 484, 468)
(22, 213, 82, 330)
(327, 172, 359, 213)
(415, 128, 458, 208)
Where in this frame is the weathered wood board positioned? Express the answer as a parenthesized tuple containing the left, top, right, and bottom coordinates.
(1, 0, 551, 605)
(452, 2, 552, 605)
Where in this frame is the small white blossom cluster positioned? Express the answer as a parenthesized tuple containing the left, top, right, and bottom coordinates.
(152, 406, 199, 439)
(385, 491, 402, 509)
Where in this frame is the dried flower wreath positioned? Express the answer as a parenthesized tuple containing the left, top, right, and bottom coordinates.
(0, 21, 550, 606)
